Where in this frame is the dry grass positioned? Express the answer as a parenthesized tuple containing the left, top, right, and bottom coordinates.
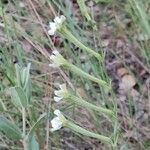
(0, 0, 150, 149)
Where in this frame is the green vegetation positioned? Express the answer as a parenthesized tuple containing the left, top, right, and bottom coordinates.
(0, 0, 149, 149)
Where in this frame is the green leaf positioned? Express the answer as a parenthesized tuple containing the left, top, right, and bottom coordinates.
(25, 78, 32, 104)
(15, 63, 31, 89)
(26, 113, 46, 150)
(10, 86, 29, 108)
(21, 68, 26, 87)
(0, 116, 22, 140)
(22, 63, 31, 89)
(0, 99, 5, 112)
(27, 134, 39, 150)
(15, 64, 22, 87)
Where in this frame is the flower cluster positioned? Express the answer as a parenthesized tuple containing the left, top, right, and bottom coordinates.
(50, 84, 69, 131)
(49, 50, 67, 68)
(48, 15, 66, 36)
(48, 15, 113, 146)
(54, 84, 69, 102)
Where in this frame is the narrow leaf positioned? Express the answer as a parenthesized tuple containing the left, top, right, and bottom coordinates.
(23, 63, 31, 89)
(25, 78, 32, 104)
(21, 68, 27, 87)
(27, 134, 39, 150)
(0, 99, 5, 112)
(15, 64, 22, 87)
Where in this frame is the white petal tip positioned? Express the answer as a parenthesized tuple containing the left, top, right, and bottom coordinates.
(48, 30, 55, 36)
(53, 50, 60, 55)
(54, 90, 60, 95)
(54, 109, 61, 116)
(49, 63, 58, 68)
(50, 116, 62, 131)
(59, 84, 66, 90)
(60, 15, 66, 21)
(54, 96, 62, 102)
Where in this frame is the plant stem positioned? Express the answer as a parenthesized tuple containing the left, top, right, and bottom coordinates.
(76, 0, 93, 22)
(65, 120, 113, 145)
(59, 27, 102, 60)
(66, 63, 110, 88)
(70, 95, 114, 117)
(22, 107, 27, 150)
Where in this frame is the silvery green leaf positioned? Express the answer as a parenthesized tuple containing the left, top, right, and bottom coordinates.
(0, 99, 5, 112)
(15, 63, 31, 89)
(10, 86, 29, 108)
(23, 63, 31, 89)
(0, 116, 22, 140)
(27, 134, 39, 150)
(15, 64, 22, 87)
(25, 78, 32, 104)
(21, 68, 27, 87)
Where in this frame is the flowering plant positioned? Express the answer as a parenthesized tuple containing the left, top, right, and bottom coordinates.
(48, 15, 66, 35)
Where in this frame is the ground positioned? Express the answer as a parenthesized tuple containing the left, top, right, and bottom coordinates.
(0, 0, 150, 150)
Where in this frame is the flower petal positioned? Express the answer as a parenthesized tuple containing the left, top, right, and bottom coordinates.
(54, 90, 61, 96)
(54, 109, 62, 116)
(49, 22, 57, 30)
(60, 15, 66, 23)
(48, 22, 57, 35)
(49, 51, 64, 68)
(54, 96, 62, 102)
(49, 54, 56, 61)
(54, 16, 62, 24)
(49, 63, 58, 68)
(53, 50, 60, 56)
(59, 84, 66, 90)
(50, 116, 62, 132)
(48, 30, 55, 36)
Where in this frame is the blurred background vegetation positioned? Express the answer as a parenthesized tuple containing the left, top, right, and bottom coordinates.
(0, 0, 150, 149)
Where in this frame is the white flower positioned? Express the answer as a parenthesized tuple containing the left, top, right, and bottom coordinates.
(49, 50, 66, 68)
(54, 84, 68, 102)
(54, 16, 66, 24)
(48, 22, 57, 35)
(48, 15, 66, 35)
(50, 109, 65, 132)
